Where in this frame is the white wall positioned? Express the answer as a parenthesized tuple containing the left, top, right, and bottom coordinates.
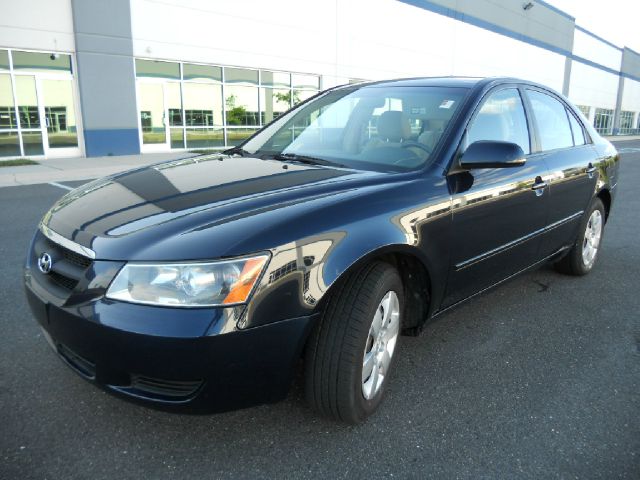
(131, 0, 566, 93)
(130, 0, 338, 81)
(332, 0, 457, 83)
(0, 0, 75, 52)
(568, 61, 619, 109)
(572, 29, 622, 71)
(621, 78, 640, 112)
(426, 0, 575, 53)
(450, 20, 565, 91)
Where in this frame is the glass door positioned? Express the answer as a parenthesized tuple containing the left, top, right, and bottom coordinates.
(166, 81, 184, 149)
(11, 74, 81, 158)
(0, 50, 81, 159)
(37, 76, 80, 157)
(138, 80, 183, 152)
(0, 72, 20, 157)
(138, 81, 169, 151)
(15, 75, 44, 156)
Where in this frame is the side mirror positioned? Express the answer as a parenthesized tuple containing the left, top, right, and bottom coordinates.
(459, 141, 526, 169)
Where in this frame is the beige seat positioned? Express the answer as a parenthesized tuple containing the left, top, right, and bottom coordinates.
(362, 111, 430, 164)
(364, 110, 412, 152)
(417, 119, 444, 152)
(376, 110, 412, 142)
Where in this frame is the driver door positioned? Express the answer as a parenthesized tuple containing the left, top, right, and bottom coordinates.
(442, 87, 550, 307)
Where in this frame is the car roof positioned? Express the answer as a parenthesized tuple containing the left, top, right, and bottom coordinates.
(349, 76, 529, 89)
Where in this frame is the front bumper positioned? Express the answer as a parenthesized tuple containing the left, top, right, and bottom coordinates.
(25, 286, 314, 411)
(24, 230, 316, 412)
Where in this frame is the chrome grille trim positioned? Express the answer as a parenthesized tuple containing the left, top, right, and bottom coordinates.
(39, 223, 96, 260)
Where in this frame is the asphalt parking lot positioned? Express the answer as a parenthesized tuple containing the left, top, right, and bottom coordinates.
(1, 141, 639, 479)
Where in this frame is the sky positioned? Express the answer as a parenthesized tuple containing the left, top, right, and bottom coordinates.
(547, 0, 640, 52)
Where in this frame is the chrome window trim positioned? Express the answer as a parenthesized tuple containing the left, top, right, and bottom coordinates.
(39, 223, 95, 260)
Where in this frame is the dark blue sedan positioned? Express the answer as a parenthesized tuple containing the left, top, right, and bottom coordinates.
(25, 77, 619, 423)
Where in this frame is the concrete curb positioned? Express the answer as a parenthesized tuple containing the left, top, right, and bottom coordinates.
(0, 152, 198, 188)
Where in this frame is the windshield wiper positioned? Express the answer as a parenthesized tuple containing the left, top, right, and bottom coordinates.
(272, 153, 345, 168)
(222, 146, 251, 157)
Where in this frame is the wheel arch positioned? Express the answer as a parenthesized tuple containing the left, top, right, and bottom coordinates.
(596, 187, 612, 221)
(315, 244, 435, 336)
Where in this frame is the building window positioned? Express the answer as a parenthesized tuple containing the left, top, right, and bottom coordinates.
(0, 50, 9, 71)
(134, 59, 320, 150)
(619, 111, 636, 135)
(593, 108, 614, 135)
(12, 50, 72, 73)
(135, 59, 180, 80)
(575, 105, 590, 119)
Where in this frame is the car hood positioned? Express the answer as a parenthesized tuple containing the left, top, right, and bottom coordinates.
(42, 155, 404, 261)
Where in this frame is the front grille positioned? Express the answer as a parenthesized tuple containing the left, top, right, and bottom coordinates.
(60, 248, 92, 269)
(49, 271, 79, 290)
(34, 233, 93, 293)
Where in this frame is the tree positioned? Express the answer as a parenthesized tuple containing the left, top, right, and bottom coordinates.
(225, 94, 248, 125)
(274, 90, 301, 106)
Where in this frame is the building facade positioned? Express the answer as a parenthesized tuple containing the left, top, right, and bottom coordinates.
(1, 0, 639, 159)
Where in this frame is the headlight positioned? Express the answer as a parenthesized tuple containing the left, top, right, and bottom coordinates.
(105, 255, 269, 307)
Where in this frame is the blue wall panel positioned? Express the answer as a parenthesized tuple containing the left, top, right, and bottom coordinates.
(84, 129, 140, 157)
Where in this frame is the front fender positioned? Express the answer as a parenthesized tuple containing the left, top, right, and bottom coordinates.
(241, 177, 453, 329)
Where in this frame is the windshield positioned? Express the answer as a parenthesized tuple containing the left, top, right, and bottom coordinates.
(240, 85, 468, 172)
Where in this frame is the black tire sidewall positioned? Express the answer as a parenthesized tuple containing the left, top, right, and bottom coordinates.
(572, 198, 606, 275)
(346, 267, 404, 422)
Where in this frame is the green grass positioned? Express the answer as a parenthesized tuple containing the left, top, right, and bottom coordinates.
(0, 158, 39, 167)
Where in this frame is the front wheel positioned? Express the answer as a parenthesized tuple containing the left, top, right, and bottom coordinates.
(304, 262, 403, 423)
(555, 198, 605, 275)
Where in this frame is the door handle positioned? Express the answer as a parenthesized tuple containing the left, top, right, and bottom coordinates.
(586, 163, 596, 179)
(531, 177, 547, 197)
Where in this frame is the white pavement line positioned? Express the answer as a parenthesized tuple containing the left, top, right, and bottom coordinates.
(48, 181, 74, 191)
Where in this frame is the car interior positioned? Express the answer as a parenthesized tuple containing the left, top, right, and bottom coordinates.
(257, 87, 466, 171)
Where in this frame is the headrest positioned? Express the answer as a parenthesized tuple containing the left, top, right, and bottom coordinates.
(377, 110, 411, 142)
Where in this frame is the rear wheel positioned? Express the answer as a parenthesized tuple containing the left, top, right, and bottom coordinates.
(305, 262, 403, 423)
(555, 198, 605, 275)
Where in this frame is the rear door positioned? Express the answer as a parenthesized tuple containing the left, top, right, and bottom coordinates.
(442, 86, 550, 308)
(523, 88, 598, 257)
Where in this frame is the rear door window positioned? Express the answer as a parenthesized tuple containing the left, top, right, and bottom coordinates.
(527, 90, 573, 151)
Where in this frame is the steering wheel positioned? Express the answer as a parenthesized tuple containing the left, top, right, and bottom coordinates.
(400, 141, 432, 155)
(391, 141, 432, 166)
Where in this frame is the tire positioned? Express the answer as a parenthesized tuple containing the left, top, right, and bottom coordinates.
(305, 261, 404, 423)
(554, 197, 606, 276)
